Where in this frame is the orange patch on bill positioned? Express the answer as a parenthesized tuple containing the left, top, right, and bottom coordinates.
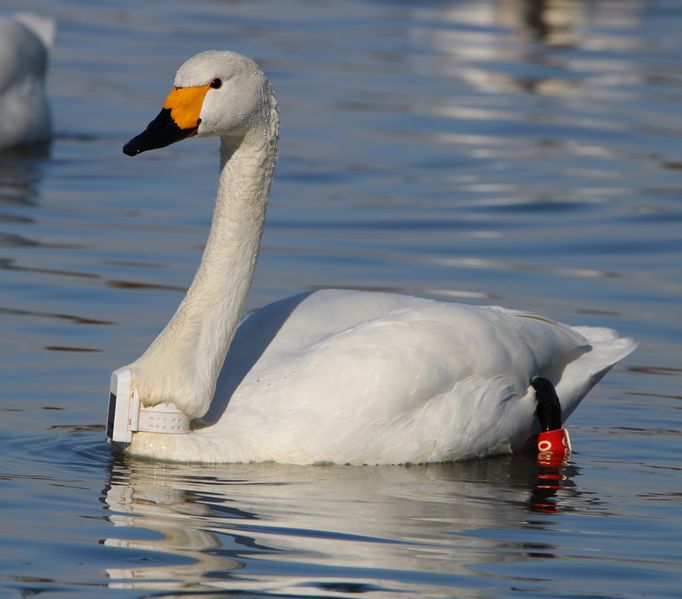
(162, 84, 211, 130)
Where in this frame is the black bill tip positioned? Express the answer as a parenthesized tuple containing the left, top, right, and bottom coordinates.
(123, 108, 196, 157)
(122, 139, 143, 156)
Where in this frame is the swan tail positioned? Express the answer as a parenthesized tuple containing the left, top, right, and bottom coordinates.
(553, 326, 637, 421)
(14, 13, 57, 49)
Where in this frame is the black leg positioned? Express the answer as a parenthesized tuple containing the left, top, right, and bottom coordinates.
(531, 377, 562, 432)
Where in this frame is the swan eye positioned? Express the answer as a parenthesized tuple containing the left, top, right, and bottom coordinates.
(210, 78, 222, 89)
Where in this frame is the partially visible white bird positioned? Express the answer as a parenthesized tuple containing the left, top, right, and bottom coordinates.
(111, 51, 636, 465)
(0, 13, 55, 150)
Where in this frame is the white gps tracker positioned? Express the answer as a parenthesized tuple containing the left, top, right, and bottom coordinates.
(106, 367, 190, 444)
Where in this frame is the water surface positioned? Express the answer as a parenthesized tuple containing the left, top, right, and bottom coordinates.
(1, 0, 680, 596)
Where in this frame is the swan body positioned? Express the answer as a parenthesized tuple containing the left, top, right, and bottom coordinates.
(118, 51, 635, 465)
(0, 13, 55, 150)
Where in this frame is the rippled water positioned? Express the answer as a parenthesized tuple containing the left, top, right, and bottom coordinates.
(1, 0, 681, 596)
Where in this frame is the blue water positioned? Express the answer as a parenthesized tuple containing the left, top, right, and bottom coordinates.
(1, 0, 681, 596)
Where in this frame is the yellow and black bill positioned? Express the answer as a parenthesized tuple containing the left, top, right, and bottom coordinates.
(123, 84, 210, 156)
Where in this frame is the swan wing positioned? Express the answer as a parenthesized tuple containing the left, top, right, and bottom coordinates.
(204, 290, 634, 464)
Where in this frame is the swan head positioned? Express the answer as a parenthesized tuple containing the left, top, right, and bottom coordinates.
(123, 50, 274, 156)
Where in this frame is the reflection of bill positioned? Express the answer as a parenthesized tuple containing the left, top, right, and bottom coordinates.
(101, 456, 588, 595)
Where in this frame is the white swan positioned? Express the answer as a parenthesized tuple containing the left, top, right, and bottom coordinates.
(0, 13, 55, 150)
(113, 50, 635, 465)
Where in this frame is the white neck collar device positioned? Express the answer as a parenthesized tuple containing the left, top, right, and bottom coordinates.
(106, 367, 190, 444)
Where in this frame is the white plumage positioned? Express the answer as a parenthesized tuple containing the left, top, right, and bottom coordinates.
(0, 13, 55, 150)
(120, 51, 635, 464)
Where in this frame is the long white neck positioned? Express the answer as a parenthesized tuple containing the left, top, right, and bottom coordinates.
(131, 100, 278, 420)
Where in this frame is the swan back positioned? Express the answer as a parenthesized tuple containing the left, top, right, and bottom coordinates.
(12, 13, 56, 49)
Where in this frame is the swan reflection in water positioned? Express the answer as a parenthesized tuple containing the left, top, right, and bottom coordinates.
(0, 145, 50, 210)
(101, 455, 585, 595)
